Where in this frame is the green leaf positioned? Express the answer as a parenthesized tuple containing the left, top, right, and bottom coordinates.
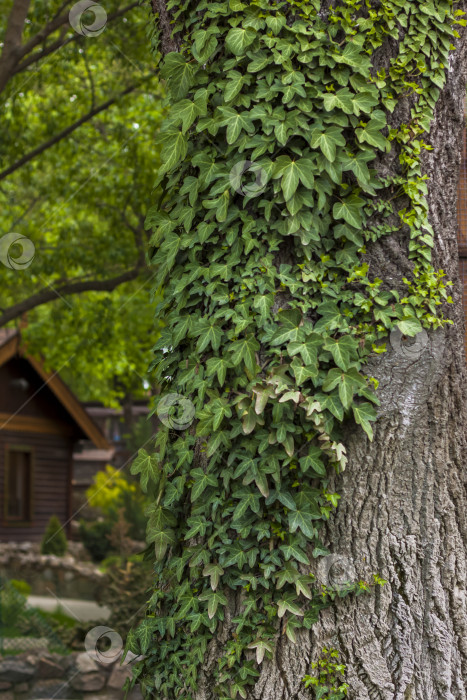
(135, 618, 157, 655)
(396, 317, 423, 336)
(232, 487, 261, 520)
(352, 402, 377, 441)
(225, 27, 257, 56)
(160, 53, 195, 100)
(157, 128, 188, 174)
(203, 563, 224, 590)
(310, 126, 345, 162)
(195, 319, 223, 352)
(230, 335, 260, 373)
(333, 194, 365, 229)
(280, 542, 310, 565)
(206, 356, 230, 386)
(288, 509, 315, 538)
(130, 448, 160, 492)
(217, 106, 255, 144)
(299, 446, 326, 475)
(190, 468, 219, 501)
(322, 88, 354, 114)
(323, 336, 358, 371)
(199, 589, 227, 619)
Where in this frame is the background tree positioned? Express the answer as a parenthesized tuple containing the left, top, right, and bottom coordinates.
(128, 1, 467, 699)
(0, 0, 163, 403)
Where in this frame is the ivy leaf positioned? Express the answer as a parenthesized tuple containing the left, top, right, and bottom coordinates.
(333, 194, 365, 229)
(195, 319, 223, 352)
(225, 27, 257, 56)
(224, 70, 246, 102)
(232, 487, 261, 520)
(172, 99, 203, 133)
(288, 509, 315, 538)
(352, 402, 377, 441)
(135, 618, 157, 655)
(322, 88, 354, 114)
(288, 334, 322, 365)
(247, 640, 274, 664)
(199, 589, 228, 619)
(217, 106, 255, 144)
(230, 335, 260, 373)
(273, 156, 315, 200)
(130, 449, 160, 492)
(190, 468, 219, 501)
(310, 126, 345, 162)
(185, 515, 208, 539)
(352, 91, 379, 115)
(206, 356, 231, 386)
(396, 317, 423, 336)
(280, 542, 310, 565)
(299, 446, 326, 475)
(157, 128, 188, 174)
(314, 302, 345, 333)
(160, 53, 195, 100)
(277, 593, 304, 618)
(271, 309, 303, 345)
(253, 293, 274, 322)
(203, 563, 225, 591)
(356, 111, 389, 151)
(323, 336, 358, 371)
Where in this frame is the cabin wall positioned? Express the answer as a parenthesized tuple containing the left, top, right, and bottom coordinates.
(0, 431, 73, 542)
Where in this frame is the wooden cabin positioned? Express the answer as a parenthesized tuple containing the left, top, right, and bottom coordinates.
(0, 329, 109, 542)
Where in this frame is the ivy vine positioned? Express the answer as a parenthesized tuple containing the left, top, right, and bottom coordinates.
(125, 0, 462, 697)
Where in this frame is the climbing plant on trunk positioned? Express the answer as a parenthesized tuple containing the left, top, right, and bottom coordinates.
(126, 0, 467, 698)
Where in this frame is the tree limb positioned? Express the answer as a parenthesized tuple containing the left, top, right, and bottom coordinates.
(0, 0, 32, 93)
(0, 2, 140, 94)
(0, 264, 146, 327)
(0, 80, 151, 182)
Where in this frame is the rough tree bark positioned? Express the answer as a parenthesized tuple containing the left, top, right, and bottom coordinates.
(150, 3, 467, 698)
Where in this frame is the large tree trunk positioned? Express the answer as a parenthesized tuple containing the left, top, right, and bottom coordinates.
(147, 3, 467, 698)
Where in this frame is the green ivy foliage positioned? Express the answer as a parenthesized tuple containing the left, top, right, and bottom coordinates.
(126, 0, 462, 697)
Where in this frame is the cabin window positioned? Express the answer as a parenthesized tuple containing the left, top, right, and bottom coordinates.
(5, 448, 33, 522)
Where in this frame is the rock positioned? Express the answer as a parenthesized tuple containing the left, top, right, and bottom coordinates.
(0, 683, 11, 691)
(128, 685, 144, 700)
(70, 672, 106, 692)
(14, 682, 29, 693)
(107, 664, 132, 690)
(74, 652, 99, 674)
(37, 657, 65, 679)
(28, 679, 73, 698)
(0, 659, 36, 683)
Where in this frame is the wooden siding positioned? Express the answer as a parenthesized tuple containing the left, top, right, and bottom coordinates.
(0, 431, 73, 542)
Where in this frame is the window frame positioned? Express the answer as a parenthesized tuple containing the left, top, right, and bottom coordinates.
(3, 444, 34, 526)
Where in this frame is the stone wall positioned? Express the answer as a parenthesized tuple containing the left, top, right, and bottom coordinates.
(0, 651, 142, 700)
(0, 543, 104, 601)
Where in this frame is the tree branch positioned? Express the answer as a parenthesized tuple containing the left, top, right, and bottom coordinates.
(0, 2, 140, 93)
(0, 80, 149, 182)
(0, 0, 32, 93)
(0, 265, 146, 328)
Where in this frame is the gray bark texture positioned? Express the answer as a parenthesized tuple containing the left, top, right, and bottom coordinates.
(152, 2, 467, 697)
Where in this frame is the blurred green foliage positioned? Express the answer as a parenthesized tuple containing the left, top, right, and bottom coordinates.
(0, 0, 164, 405)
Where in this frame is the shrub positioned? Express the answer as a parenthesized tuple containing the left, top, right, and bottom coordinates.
(40, 516, 68, 556)
(86, 464, 149, 541)
(79, 519, 114, 562)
